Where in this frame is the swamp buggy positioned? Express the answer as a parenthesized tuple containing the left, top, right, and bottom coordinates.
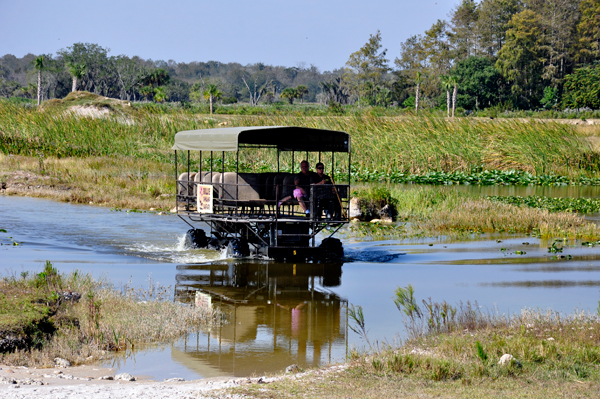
(173, 126, 351, 261)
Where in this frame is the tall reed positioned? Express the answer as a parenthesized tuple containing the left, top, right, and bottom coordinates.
(1, 103, 598, 179)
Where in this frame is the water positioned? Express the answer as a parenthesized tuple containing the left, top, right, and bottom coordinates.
(3, 195, 600, 380)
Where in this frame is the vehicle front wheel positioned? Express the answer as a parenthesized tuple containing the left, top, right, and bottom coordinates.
(319, 237, 343, 260)
(184, 229, 208, 249)
(226, 238, 250, 258)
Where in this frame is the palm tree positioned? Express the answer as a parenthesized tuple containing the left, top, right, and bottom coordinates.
(414, 71, 422, 115)
(296, 85, 309, 103)
(440, 75, 452, 118)
(154, 87, 167, 103)
(280, 87, 299, 105)
(203, 84, 222, 114)
(449, 76, 458, 117)
(33, 56, 45, 106)
(139, 86, 154, 102)
(66, 62, 87, 92)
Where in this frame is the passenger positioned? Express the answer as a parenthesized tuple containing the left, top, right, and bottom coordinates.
(293, 160, 314, 214)
(312, 162, 331, 185)
(312, 162, 339, 219)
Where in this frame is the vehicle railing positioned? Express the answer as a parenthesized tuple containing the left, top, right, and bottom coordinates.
(176, 179, 349, 222)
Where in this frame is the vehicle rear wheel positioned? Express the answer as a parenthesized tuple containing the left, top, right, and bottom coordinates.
(184, 229, 208, 249)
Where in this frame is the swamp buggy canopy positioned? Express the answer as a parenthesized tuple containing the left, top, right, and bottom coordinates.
(171, 126, 350, 153)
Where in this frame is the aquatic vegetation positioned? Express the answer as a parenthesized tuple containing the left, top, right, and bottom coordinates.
(488, 195, 600, 213)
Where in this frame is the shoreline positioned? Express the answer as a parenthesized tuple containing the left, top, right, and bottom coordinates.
(0, 362, 349, 398)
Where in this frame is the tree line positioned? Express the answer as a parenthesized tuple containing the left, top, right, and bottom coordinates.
(350, 0, 600, 111)
(1, 0, 599, 112)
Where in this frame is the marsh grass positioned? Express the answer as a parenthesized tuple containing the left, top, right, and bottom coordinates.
(0, 154, 175, 210)
(2, 101, 600, 180)
(0, 265, 223, 367)
(349, 186, 600, 240)
(231, 300, 600, 398)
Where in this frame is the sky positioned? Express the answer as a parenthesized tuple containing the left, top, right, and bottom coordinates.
(1, 0, 458, 72)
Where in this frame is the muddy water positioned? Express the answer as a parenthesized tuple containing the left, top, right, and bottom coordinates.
(3, 196, 600, 380)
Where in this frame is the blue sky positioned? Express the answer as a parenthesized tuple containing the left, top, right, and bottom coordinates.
(1, 0, 458, 72)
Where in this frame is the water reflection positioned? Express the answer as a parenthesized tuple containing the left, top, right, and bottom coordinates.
(173, 260, 348, 376)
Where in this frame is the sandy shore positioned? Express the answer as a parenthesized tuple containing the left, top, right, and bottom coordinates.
(0, 362, 349, 398)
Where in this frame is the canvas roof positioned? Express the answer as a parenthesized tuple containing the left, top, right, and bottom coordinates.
(172, 126, 350, 152)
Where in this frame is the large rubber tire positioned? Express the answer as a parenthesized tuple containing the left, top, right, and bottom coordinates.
(226, 238, 250, 258)
(184, 229, 209, 249)
(319, 237, 344, 260)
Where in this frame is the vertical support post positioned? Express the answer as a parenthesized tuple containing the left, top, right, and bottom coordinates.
(292, 150, 295, 173)
(221, 151, 225, 201)
(331, 152, 335, 182)
(236, 150, 239, 207)
(277, 149, 280, 173)
(187, 150, 190, 208)
(174, 150, 178, 197)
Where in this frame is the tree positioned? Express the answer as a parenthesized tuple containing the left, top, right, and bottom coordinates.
(142, 68, 170, 87)
(448, 0, 480, 60)
(280, 87, 299, 104)
(496, 10, 547, 108)
(476, 0, 522, 57)
(296, 85, 309, 103)
(450, 76, 459, 117)
(33, 56, 45, 105)
(139, 85, 154, 101)
(319, 77, 350, 104)
(66, 62, 87, 92)
(562, 64, 600, 109)
(57, 43, 113, 95)
(344, 30, 391, 104)
(241, 76, 272, 106)
(577, 0, 600, 64)
(440, 75, 453, 117)
(532, 0, 581, 87)
(452, 56, 503, 110)
(203, 84, 222, 114)
(154, 86, 167, 103)
(414, 71, 423, 114)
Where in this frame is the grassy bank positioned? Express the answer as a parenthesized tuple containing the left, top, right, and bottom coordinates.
(350, 186, 600, 240)
(230, 288, 600, 398)
(0, 262, 222, 367)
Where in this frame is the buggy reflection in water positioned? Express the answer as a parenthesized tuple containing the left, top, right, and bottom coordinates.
(174, 260, 348, 377)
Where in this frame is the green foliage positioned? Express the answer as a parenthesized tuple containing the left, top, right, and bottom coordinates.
(495, 10, 546, 109)
(394, 285, 421, 318)
(487, 195, 600, 214)
(540, 87, 558, 110)
(348, 304, 372, 349)
(452, 56, 503, 110)
(476, 341, 488, 363)
(280, 87, 299, 104)
(562, 64, 600, 109)
(402, 96, 415, 108)
(345, 30, 391, 105)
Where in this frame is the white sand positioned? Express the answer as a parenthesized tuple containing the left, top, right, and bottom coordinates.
(0, 363, 349, 398)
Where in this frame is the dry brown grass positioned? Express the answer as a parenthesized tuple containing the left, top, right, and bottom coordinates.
(0, 154, 175, 210)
